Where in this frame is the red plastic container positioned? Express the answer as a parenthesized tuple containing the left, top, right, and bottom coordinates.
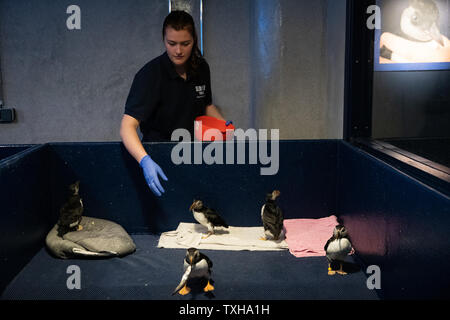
(194, 116, 235, 141)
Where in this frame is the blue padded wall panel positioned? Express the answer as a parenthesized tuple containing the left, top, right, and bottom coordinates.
(0, 145, 34, 162)
(48, 142, 150, 233)
(48, 141, 338, 233)
(0, 144, 52, 294)
(337, 142, 450, 299)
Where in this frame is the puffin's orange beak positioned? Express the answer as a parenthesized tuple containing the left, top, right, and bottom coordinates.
(189, 203, 194, 211)
(189, 256, 193, 264)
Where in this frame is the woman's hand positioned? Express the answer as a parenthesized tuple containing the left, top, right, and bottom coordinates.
(139, 155, 168, 197)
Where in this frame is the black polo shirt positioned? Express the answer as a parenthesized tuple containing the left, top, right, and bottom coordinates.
(124, 52, 212, 142)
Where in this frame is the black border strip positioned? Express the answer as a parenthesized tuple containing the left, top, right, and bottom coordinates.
(344, 0, 376, 140)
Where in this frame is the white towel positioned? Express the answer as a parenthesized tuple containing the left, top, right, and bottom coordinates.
(157, 222, 288, 251)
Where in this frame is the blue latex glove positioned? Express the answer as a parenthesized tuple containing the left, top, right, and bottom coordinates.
(225, 120, 233, 126)
(139, 155, 168, 196)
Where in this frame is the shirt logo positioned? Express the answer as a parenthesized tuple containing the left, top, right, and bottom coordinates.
(195, 85, 206, 99)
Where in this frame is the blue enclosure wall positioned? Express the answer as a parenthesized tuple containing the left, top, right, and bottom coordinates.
(0, 140, 449, 299)
(47, 140, 338, 233)
(0, 145, 35, 161)
(337, 142, 450, 299)
(0, 140, 339, 294)
(0, 145, 52, 293)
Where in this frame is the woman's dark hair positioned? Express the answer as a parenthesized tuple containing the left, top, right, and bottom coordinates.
(163, 11, 203, 73)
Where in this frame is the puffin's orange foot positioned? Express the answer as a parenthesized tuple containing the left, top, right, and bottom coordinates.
(178, 285, 191, 295)
(337, 264, 347, 275)
(328, 264, 336, 275)
(259, 237, 267, 241)
(201, 232, 213, 239)
(203, 281, 214, 292)
(77, 225, 83, 231)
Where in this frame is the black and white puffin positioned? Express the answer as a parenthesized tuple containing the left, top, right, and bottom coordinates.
(189, 200, 228, 239)
(172, 248, 214, 295)
(324, 224, 353, 275)
(57, 180, 84, 237)
(260, 190, 284, 240)
(400, 0, 444, 46)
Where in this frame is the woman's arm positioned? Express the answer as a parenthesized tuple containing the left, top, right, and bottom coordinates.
(120, 114, 168, 196)
(120, 114, 148, 163)
(205, 104, 225, 121)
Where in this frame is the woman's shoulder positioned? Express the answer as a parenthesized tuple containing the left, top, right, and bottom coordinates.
(198, 56, 209, 68)
(134, 53, 166, 78)
(196, 56, 210, 74)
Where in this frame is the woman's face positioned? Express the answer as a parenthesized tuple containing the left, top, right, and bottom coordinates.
(164, 26, 194, 69)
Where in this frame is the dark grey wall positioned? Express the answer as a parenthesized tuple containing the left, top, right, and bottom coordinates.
(0, 0, 347, 143)
(251, 0, 330, 138)
(203, 0, 252, 129)
(0, 0, 167, 143)
(325, 0, 346, 139)
(205, 0, 346, 139)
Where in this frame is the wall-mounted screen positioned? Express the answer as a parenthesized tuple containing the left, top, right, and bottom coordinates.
(374, 0, 450, 71)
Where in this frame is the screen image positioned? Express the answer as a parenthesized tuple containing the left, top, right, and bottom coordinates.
(374, 0, 450, 71)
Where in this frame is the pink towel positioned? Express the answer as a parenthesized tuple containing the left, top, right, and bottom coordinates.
(283, 215, 339, 258)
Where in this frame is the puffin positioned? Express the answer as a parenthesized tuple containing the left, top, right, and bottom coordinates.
(400, 0, 444, 46)
(324, 224, 353, 275)
(380, 0, 445, 59)
(189, 200, 228, 239)
(172, 248, 214, 295)
(57, 180, 84, 237)
(260, 190, 284, 240)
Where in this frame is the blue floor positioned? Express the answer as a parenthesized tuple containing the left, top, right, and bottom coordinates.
(1, 234, 379, 300)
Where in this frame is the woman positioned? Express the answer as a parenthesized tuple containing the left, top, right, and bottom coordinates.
(120, 11, 231, 196)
